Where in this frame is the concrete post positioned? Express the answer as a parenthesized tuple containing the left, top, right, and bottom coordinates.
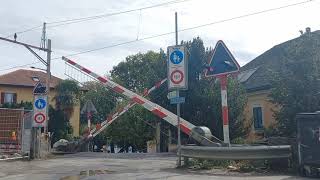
(156, 121, 161, 153)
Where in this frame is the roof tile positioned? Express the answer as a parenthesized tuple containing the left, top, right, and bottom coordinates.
(0, 69, 61, 88)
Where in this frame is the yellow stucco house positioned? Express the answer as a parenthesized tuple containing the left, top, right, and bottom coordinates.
(239, 29, 318, 140)
(0, 69, 80, 136)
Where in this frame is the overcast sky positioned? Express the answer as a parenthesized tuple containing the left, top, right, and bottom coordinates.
(0, 0, 319, 79)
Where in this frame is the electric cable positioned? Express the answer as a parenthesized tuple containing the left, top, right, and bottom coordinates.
(4, 0, 192, 38)
(0, 0, 316, 72)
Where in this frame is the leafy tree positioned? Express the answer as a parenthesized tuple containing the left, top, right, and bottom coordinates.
(54, 79, 81, 120)
(270, 36, 320, 136)
(107, 106, 155, 151)
(48, 105, 73, 144)
(106, 38, 248, 149)
(207, 77, 249, 140)
(108, 50, 168, 150)
(111, 50, 167, 93)
(181, 37, 248, 140)
(49, 79, 80, 144)
(80, 81, 118, 149)
(80, 81, 117, 124)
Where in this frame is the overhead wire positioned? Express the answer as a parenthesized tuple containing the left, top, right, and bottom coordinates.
(46, 0, 191, 28)
(51, 0, 317, 59)
(0, 0, 316, 72)
(3, 0, 192, 38)
(0, 61, 42, 71)
(4, 25, 43, 38)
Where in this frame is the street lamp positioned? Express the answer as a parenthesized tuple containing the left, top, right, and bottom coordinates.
(30, 66, 47, 72)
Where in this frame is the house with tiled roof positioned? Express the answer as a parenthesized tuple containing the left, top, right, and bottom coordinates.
(0, 69, 80, 136)
(239, 28, 319, 140)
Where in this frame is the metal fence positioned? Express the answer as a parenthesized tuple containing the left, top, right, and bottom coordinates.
(0, 108, 24, 154)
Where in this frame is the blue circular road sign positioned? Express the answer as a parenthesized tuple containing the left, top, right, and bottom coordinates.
(35, 98, 46, 110)
(170, 50, 184, 64)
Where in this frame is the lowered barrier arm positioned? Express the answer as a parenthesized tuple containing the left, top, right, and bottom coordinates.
(62, 56, 221, 146)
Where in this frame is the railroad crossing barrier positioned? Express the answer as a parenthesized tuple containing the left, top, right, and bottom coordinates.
(62, 56, 221, 147)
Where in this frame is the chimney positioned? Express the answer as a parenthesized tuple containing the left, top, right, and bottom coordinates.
(305, 27, 311, 34)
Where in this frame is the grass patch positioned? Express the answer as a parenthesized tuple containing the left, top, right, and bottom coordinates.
(187, 159, 232, 170)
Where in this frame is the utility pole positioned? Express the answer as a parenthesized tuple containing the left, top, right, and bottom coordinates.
(175, 12, 182, 167)
(45, 39, 51, 152)
(40, 23, 47, 49)
(0, 35, 51, 159)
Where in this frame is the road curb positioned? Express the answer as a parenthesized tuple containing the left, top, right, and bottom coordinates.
(0, 156, 29, 162)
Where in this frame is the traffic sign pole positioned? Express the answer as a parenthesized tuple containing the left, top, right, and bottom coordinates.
(31, 94, 48, 159)
(87, 112, 92, 136)
(220, 75, 230, 145)
(175, 12, 182, 167)
(204, 40, 240, 146)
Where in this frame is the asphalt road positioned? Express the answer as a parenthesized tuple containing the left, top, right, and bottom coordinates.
(0, 152, 308, 180)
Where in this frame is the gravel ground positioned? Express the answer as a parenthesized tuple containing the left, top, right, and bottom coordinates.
(0, 152, 309, 180)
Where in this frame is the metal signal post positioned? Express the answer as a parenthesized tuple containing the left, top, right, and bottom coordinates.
(175, 12, 182, 167)
(220, 75, 230, 144)
(204, 40, 240, 146)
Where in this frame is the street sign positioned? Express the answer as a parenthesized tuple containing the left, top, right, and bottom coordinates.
(81, 100, 97, 114)
(81, 100, 97, 136)
(32, 95, 47, 127)
(167, 91, 178, 99)
(33, 82, 47, 95)
(34, 113, 46, 124)
(35, 98, 46, 109)
(205, 40, 240, 77)
(170, 97, 185, 104)
(167, 45, 188, 90)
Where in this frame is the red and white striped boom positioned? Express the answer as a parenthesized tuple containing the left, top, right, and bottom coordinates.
(90, 78, 167, 138)
(62, 56, 195, 135)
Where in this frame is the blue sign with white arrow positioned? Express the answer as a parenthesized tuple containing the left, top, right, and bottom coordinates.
(205, 40, 240, 77)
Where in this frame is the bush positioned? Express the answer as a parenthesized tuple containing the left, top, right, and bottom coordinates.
(188, 159, 231, 169)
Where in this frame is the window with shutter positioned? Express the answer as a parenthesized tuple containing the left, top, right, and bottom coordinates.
(0, 92, 4, 104)
(253, 107, 263, 130)
(1, 92, 17, 104)
(13, 93, 17, 104)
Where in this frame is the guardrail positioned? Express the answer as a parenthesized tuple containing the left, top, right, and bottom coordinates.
(180, 145, 291, 160)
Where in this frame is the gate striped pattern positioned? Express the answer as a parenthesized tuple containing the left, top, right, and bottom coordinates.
(62, 56, 195, 136)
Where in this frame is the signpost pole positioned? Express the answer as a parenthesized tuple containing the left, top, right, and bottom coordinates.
(175, 12, 182, 167)
(30, 94, 48, 159)
(87, 111, 92, 151)
(87, 112, 91, 134)
(220, 75, 230, 145)
(205, 40, 240, 146)
(45, 39, 51, 135)
(81, 100, 97, 152)
(30, 127, 35, 159)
